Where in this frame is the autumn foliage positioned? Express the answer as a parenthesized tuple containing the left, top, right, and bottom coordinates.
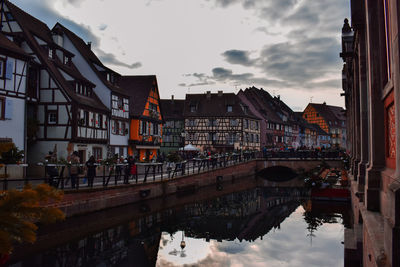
(0, 184, 65, 255)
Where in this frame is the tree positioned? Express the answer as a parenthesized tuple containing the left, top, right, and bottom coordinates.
(0, 183, 65, 256)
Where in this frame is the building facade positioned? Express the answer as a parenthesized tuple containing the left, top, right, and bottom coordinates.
(341, 0, 400, 265)
(1, 2, 109, 163)
(183, 91, 260, 152)
(53, 23, 131, 158)
(303, 103, 346, 149)
(0, 33, 30, 154)
(160, 97, 184, 154)
(120, 75, 163, 161)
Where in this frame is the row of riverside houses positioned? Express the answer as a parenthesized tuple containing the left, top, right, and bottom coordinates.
(160, 87, 345, 154)
(0, 1, 163, 171)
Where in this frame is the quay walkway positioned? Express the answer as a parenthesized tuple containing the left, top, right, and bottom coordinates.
(0, 151, 345, 191)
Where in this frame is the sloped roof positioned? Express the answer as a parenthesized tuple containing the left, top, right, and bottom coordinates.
(239, 87, 283, 123)
(119, 75, 159, 117)
(54, 23, 128, 96)
(6, 1, 108, 112)
(307, 103, 345, 126)
(0, 32, 30, 59)
(310, 123, 330, 135)
(160, 99, 184, 120)
(183, 92, 258, 119)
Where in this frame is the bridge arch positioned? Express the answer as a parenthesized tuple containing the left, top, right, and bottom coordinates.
(257, 165, 298, 181)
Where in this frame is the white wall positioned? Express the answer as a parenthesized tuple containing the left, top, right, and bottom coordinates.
(0, 97, 25, 151)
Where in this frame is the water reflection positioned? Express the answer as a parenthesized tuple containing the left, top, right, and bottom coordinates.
(8, 186, 350, 267)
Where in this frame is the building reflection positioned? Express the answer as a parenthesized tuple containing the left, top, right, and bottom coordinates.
(9, 187, 347, 267)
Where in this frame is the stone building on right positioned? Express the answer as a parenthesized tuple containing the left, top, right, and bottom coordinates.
(341, 0, 400, 266)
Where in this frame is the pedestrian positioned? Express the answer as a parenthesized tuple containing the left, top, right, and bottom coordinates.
(125, 156, 136, 184)
(45, 151, 58, 187)
(68, 151, 80, 188)
(86, 155, 96, 188)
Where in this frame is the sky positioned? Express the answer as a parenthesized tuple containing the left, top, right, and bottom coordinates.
(11, 0, 350, 111)
(156, 207, 344, 267)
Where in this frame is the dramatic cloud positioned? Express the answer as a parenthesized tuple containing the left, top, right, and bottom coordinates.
(222, 50, 255, 66)
(96, 49, 142, 69)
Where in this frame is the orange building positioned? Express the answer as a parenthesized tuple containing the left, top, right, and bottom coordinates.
(302, 103, 346, 149)
(119, 76, 163, 161)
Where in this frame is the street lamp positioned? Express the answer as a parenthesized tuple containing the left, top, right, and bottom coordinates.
(340, 18, 354, 60)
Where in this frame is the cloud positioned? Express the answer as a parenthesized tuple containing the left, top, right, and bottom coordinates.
(221, 50, 255, 66)
(97, 49, 142, 69)
(98, 24, 108, 31)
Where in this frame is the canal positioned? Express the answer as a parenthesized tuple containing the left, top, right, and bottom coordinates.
(7, 176, 351, 267)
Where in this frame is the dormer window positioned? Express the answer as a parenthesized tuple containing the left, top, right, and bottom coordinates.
(227, 105, 233, 112)
(190, 105, 196, 113)
(63, 55, 71, 65)
(48, 48, 54, 59)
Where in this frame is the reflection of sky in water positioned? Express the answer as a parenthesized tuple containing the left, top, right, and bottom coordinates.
(157, 206, 344, 267)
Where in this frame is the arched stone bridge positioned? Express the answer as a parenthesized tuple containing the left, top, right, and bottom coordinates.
(256, 158, 343, 173)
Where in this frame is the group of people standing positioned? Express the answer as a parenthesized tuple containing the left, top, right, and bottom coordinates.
(45, 151, 138, 188)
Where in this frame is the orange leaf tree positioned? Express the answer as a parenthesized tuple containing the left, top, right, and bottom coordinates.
(0, 183, 65, 255)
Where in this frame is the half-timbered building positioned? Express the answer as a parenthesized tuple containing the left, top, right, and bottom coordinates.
(1, 1, 109, 163)
(183, 91, 260, 152)
(53, 23, 130, 158)
(0, 32, 30, 154)
(119, 75, 163, 161)
(302, 103, 346, 149)
(160, 97, 184, 154)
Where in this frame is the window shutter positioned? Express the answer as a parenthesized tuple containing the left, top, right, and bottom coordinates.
(150, 123, 153, 135)
(5, 60, 13, 80)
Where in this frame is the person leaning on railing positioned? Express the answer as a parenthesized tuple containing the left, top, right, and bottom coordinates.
(67, 151, 80, 189)
(85, 156, 96, 188)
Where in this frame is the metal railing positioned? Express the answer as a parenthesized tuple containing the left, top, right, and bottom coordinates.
(0, 150, 345, 191)
(0, 152, 257, 191)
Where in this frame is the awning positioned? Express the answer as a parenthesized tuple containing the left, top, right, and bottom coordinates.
(135, 145, 160, 149)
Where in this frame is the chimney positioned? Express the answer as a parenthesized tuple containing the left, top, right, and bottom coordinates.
(87, 42, 92, 49)
(218, 90, 223, 97)
(171, 95, 174, 100)
(323, 101, 326, 105)
(206, 91, 211, 99)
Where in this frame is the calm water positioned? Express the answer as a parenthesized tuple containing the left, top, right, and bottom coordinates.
(8, 182, 351, 267)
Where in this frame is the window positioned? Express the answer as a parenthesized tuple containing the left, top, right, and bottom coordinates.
(118, 98, 123, 109)
(64, 55, 71, 65)
(114, 120, 119, 134)
(227, 105, 232, 112)
(98, 114, 103, 129)
(93, 147, 102, 160)
(0, 58, 5, 78)
(48, 48, 54, 59)
(230, 119, 238, 126)
(121, 121, 126, 135)
(84, 111, 89, 126)
(48, 110, 57, 124)
(190, 105, 196, 112)
(153, 123, 158, 135)
(188, 119, 195, 127)
(255, 121, 259, 130)
(208, 119, 217, 127)
(245, 119, 249, 129)
(209, 132, 217, 141)
(0, 97, 4, 120)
